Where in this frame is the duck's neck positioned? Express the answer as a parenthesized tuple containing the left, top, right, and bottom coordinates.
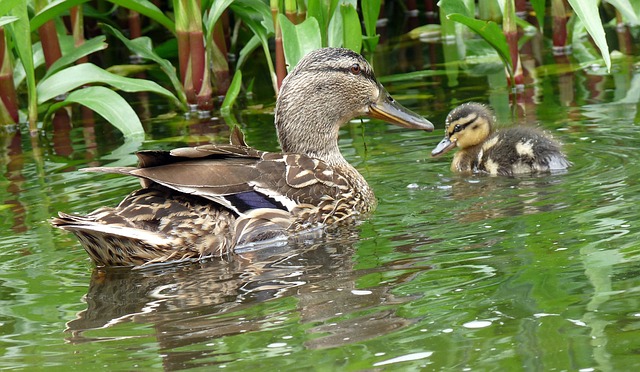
(275, 87, 353, 168)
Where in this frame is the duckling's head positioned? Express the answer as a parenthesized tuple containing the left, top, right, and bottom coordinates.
(275, 48, 433, 165)
(431, 102, 494, 157)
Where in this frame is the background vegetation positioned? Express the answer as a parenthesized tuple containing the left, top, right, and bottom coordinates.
(0, 0, 638, 138)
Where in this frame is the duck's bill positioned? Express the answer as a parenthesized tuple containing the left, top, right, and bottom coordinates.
(369, 94, 434, 131)
(431, 137, 456, 157)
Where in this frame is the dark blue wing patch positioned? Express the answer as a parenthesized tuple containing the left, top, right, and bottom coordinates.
(225, 191, 288, 213)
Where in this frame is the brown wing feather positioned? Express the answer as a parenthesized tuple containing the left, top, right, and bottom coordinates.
(84, 143, 355, 215)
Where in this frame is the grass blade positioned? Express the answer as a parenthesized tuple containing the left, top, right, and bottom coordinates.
(220, 69, 242, 113)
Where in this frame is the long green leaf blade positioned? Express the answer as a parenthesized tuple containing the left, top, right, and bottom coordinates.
(37, 63, 178, 105)
(46, 86, 144, 138)
(0, 16, 18, 27)
(43, 36, 108, 80)
(606, 0, 639, 25)
(7, 1, 37, 130)
(230, 0, 277, 94)
(447, 13, 512, 76)
(30, 0, 89, 31)
(220, 70, 242, 113)
(529, 0, 545, 31)
(567, 0, 610, 72)
(102, 24, 187, 109)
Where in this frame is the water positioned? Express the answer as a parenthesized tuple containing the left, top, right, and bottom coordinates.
(2, 48, 640, 370)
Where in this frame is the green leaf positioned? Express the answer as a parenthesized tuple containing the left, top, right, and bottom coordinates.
(43, 36, 108, 80)
(230, 0, 277, 94)
(0, 15, 18, 27)
(529, 0, 545, 31)
(0, 0, 23, 17)
(220, 70, 242, 113)
(447, 13, 512, 76)
(362, 0, 381, 37)
(204, 0, 235, 36)
(6, 1, 37, 130)
(307, 0, 340, 46)
(102, 23, 187, 109)
(606, 0, 639, 25)
(567, 0, 610, 72)
(30, 0, 88, 31)
(361, 0, 381, 52)
(340, 3, 362, 53)
(237, 35, 261, 70)
(109, 0, 175, 33)
(278, 14, 322, 71)
(37, 63, 179, 105)
(439, 0, 473, 17)
(45, 86, 144, 138)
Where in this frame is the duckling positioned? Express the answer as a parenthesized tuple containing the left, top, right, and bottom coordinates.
(51, 48, 434, 267)
(431, 102, 571, 176)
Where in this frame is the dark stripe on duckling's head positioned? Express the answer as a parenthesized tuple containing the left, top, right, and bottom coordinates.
(445, 102, 495, 137)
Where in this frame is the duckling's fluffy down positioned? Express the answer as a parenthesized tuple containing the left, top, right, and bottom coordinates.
(473, 127, 571, 176)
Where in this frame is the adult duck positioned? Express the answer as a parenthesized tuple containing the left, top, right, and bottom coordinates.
(52, 47, 434, 267)
(431, 102, 571, 175)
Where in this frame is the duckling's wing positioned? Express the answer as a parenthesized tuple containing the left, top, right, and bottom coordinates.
(83, 145, 347, 216)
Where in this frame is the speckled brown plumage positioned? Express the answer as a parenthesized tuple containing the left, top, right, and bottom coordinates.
(52, 48, 434, 267)
(431, 102, 571, 176)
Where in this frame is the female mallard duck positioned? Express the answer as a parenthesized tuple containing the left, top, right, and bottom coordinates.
(52, 48, 434, 267)
(431, 102, 571, 175)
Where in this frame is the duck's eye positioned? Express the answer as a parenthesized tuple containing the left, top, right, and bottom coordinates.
(453, 124, 462, 133)
(350, 64, 361, 75)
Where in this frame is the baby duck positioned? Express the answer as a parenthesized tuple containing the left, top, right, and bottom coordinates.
(431, 102, 571, 176)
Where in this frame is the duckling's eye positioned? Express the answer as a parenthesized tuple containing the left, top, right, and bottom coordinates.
(453, 124, 462, 133)
(350, 64, 361, 75)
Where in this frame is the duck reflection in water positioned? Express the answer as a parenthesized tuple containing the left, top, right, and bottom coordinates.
(65, 228, 423, 368)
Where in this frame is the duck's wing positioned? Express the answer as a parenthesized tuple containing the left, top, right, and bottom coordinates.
(83, 144, 349, 217)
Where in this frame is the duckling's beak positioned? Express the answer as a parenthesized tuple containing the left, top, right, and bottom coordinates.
(369, 90, 434, 131)
(431, 137, 456, 157)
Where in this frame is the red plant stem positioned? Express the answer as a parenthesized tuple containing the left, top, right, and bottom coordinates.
(615, 11, 632, 55)
(213, 19, 230, 95)
(177, 30, 194, 103)
(424, 0, 437, 24)
(504, 0, 523, 87)
(129, 10, 142, 39)
(406, 0, 419, 30)
(177, 31, 190, 85)
(515, 0, 527, 15)
(189, 30, 205, 100)
(38, 20, 62, 69)
(273, 6, 286, 90)
(0, 28, 19, 123)
(276, 37, 285, 90)
(221, 11, 231, 55)
(551, 0, 568, 51)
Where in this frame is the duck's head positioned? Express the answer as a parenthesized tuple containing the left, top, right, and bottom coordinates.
(431, 102, 494, 157)
(275, 48, 433, 165)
